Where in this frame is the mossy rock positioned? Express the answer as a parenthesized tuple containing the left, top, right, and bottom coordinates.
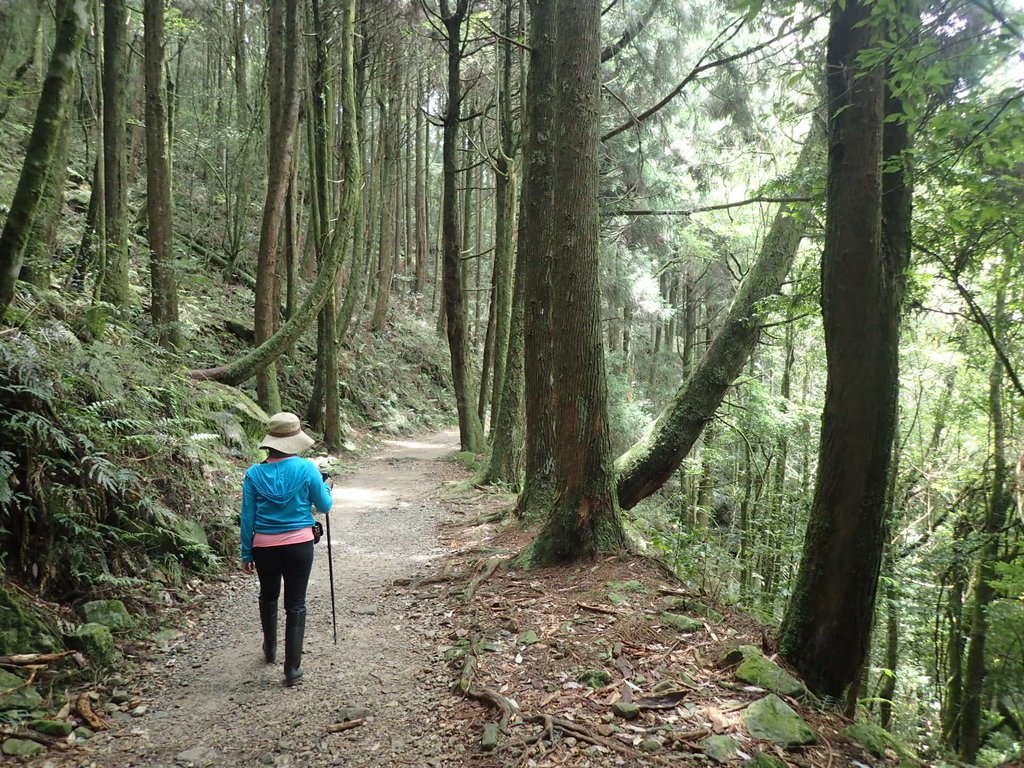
(66, 623, 117, 667)
(744, 753, 788, 768)
(661, 612, 704, 633)
(82, 599, 133, 630)
(577, 669, 612, 688)
(29, 719, 73, 737)
(703, 735, 739, 763)
(2, 738, 46, 757)
(722, 644, 763, 666)
(735, 654, 806, 697)
(842, 721, 915, 760)
(744, 694, 817, 746)
(518, 631, 540, 645)
(607, 592, 629, 604)
(666, 597, 724, 623)
(0, 585, 61, 655)
(612, 701, 640, 720)
(0, 669, 43, 711)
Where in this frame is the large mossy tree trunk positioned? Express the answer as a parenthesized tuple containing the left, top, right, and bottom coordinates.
(144, 0, 182, 350)
(528, 0, 626, 564)
(0, 0, 86, 320)
(615, 130, 822, 509)
(98, 0, 131, 306)
(516, 0, 558, 519)
(439, 0, 485, 452)
(778, 0, 904, 698)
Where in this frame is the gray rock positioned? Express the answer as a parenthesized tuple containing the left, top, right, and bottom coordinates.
(72, 726, 94, 741)
(639, 738, 662, 752)
(735, 654, 806, 697)
(176, 746, 221, 766)
(2, 738, 46, 757)
(744, 694, 817, 746)
(82, 599, 133, 630)
(0, 669, 43, 710)
(703, 735, 739, 763)
(338, 706, 372, 721)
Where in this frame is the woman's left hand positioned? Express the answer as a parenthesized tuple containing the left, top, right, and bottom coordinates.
(242, 560, 255, 574)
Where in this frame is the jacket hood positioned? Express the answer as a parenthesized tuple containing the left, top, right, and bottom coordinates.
(246, 459, 308, 503)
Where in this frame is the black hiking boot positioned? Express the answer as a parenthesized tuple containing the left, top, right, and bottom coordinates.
(283, 608, 306, 686)
(259, 598, 278, 664)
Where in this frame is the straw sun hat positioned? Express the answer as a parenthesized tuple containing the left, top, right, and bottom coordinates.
(259, 412, 315, 455)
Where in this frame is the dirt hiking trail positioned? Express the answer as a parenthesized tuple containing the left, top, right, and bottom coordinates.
(46, 431, 475, 768)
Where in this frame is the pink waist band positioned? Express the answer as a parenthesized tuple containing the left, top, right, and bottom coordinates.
(254, 528, 314, 547)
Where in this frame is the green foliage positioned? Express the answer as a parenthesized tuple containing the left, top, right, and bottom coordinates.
(0, 317, 247, 600)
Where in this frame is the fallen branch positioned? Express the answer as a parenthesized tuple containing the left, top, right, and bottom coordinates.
(326, 718, 365, 733)
(76, 693, 108, 730)
(0, 651, 77, 666)
(577, 602, 621, 616)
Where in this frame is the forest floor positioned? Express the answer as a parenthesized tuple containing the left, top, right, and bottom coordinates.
(26, 431, 899, 768)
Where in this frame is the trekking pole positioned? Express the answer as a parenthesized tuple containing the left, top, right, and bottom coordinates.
(325, 510, 338, 645)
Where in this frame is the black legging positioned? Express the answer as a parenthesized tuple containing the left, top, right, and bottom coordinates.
(253, 541, 315, 613)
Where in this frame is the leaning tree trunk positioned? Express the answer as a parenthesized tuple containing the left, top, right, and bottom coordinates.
(144, 0, 182, 350)
(778, 0, 906, 698)
(615, 128, 822, 509)
(440, 0, 485, 452)
(191, 0, 360, 391)
(528, 0, 626, 564)
(0, 0, 86, 319)
(253, 0, 302, 412)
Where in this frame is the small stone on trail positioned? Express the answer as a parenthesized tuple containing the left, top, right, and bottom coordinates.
(339, 706, 372, 721)
(612, 702, 640, 720)
(352, 605, 378, 616)
(2, 738, 46, 757)
(480, 722, 501, 751)
(175, 746, 220, 766)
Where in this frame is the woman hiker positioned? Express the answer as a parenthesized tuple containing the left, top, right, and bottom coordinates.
(240, 412, 334, 686)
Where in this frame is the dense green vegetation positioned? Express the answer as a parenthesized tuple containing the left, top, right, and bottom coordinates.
(0, 0, 1022, 763)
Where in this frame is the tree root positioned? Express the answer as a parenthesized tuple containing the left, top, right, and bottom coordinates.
(462, 556, 502, 602)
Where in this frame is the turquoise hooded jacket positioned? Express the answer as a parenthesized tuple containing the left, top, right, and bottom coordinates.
(240, 457, 333, 562)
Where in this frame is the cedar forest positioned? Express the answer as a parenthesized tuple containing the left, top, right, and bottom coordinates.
(0, 0, 1022, 764)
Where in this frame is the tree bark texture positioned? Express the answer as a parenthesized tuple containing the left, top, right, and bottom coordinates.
(615, 129, 822, 509)
(253, 0, 302, 412)
(99, 0, 130, 305)
(778, 0, 900, 698)
(440, 0, 485, 451)
(144, 0, 182, 349)
(0, 0, 86, 319)
(516, 0, 558, 519)
(529, 0, 626, 563)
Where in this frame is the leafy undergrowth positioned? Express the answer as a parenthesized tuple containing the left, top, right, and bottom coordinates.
(430, 482, 921, 768)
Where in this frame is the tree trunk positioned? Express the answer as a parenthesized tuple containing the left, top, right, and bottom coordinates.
(253, 0, 302, 412)
(488, 0, 517, 433)
(516, 0, 558, 519)
(528, 0, 626, 564)
(615, 130, 822, 509)
(959, 277, 1013, 763)
(99, 0, 130, 306)
(0, 0, 86, 319)
(778, 0, 904, 697)
(192, 0, 359, 392)
(414, 70, 428, 297)
(22, 108, 70, 289)
(144, 0, 182, 350)
(440, 0, 485, 452)
(370, 48, 400, 332)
